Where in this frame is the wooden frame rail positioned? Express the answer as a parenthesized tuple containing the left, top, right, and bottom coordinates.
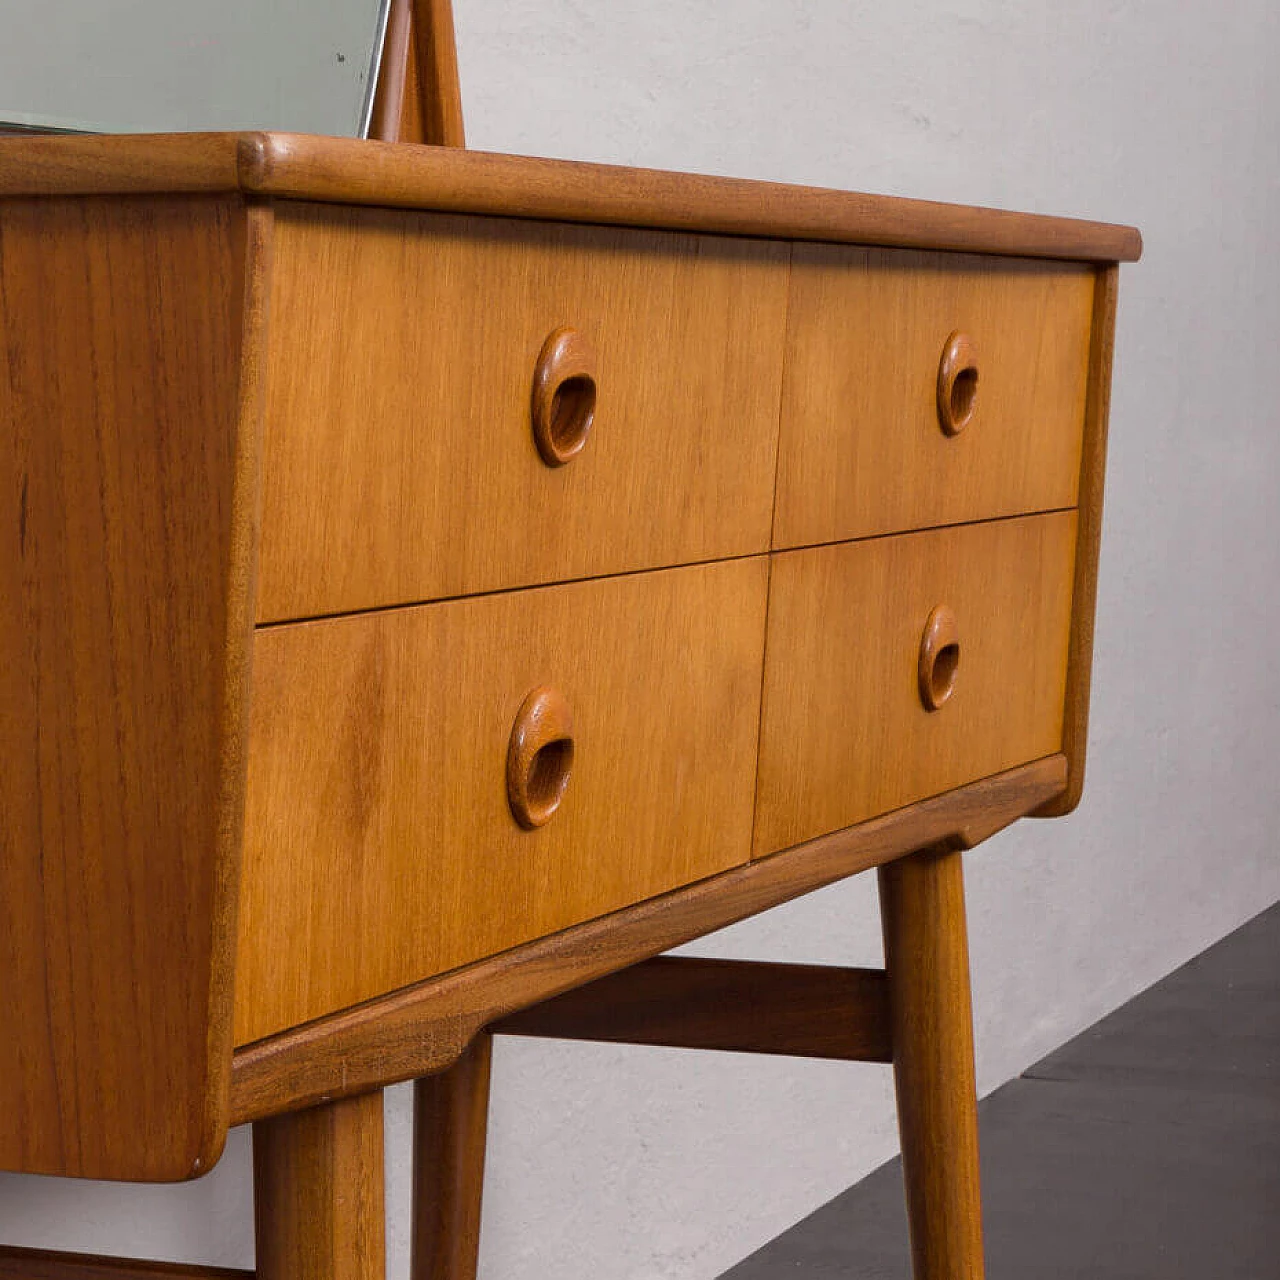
(0, 1247, 251, 1280)
(492, 957, 892, 1061)
(230, 755, 1066, 1122)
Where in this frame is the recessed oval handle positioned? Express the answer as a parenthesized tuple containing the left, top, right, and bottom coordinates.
(918, 605, 960, 711)
(531, 327, 597, 467)
(937, 331, 978, 436)
(507, 686, 575, 829)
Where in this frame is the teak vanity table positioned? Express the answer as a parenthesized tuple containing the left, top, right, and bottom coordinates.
(0, 3, 1141, 1277)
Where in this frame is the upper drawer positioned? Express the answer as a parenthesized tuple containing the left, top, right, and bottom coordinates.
(234, 557, 769, 1045)
(255, 204, 789, 623)
(754, 512, 1077, 855)
(774, 247, 1095, 548)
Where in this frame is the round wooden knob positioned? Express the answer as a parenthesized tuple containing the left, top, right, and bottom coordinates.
(531, 327, 597, 466)
(506, 686, 575, 829)
(937, 331, 978, 436)
(918, 605, 960, 711)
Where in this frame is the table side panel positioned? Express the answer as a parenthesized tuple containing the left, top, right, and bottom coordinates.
(0, 195, 265, 1180)
(256, 204, 788, 622)
(235, 557, 768, 1045)
(755, 512, 1078, 855)
(1035, 264, 1121, 818)
(775, 248, 1094, 548)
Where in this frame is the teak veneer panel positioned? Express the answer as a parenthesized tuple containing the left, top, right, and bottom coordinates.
(235, 558, 768, 1044)
(0, 196, 264, 1180)
(775, 248, 1094, 548)
(0, 133, 1143, 263)
(256, 205, 788, 621)
(755, 513, 1077, 854)
(1036, 265, 1121, 818)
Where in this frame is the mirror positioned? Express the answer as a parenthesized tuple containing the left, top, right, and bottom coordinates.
(0, 0, 390, 137)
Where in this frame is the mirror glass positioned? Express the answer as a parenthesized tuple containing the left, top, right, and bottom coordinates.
(0, 0, 389, 137)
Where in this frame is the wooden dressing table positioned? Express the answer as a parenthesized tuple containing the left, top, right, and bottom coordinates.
(0, 3, 1140, 1277)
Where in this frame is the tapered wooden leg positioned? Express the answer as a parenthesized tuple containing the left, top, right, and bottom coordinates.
(879, 847, 986, 1280)
(410, 1032, 493, 1280)
(253, 1091, 385, 1280)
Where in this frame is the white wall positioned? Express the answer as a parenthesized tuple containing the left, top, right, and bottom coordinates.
(2, 2, 1278, 1277)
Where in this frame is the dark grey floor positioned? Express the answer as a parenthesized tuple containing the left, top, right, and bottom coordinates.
(722, 902, 1280, 1280)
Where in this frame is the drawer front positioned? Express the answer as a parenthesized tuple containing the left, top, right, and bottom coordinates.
(774, 248, 1094, 548)
(754, 512, 1077, 855)
(234, 558, 769, 1044)
(256, 204, 789, 623)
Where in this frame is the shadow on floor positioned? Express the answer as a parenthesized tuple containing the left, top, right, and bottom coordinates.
(721, 902, 1280, 1280)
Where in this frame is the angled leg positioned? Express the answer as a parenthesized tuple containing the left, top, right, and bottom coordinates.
(879, 847, 986, 1280)
(253, 1091, 386, 1280)
(410, 1033, 493, 1280)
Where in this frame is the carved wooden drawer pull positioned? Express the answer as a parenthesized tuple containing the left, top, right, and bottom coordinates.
(918, 605, 960, 711)
(531, 326, 597, 466)
(936, 331, 978, 436)
(507, 686, 576, 828)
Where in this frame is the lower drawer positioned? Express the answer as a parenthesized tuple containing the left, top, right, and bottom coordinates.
(754, 512, 1077, 855)
(234, 558, 769, 1045)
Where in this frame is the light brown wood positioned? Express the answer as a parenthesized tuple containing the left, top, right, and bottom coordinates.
(0, 1247, 250, 1280)
(0, 133, 1143, 262)
(253, 1092, 385, 1280)
(774, 248, 1095, 548)
(880, 847, 986, 1279)
(369, 0, 414, 143)
(492, 958, 892, 1062)
(0, 195, 268, 1180)
(369, 0, 466, 147)
(1035, 265, 1121, 818)
(229, 756, 1066, 1122)
(255, 204, 787, 621)
(755, 513, 1077, 855)
(411, 1035, 491, 1280)
(409, 0, 466, 147)
(234, 558, 769, 1044)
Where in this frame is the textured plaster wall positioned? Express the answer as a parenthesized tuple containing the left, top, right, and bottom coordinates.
(2, 3, 1278, 1278)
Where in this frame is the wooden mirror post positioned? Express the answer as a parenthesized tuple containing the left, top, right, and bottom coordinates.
(369, 0, 465, 146)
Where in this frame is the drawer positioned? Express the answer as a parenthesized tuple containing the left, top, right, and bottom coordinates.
(234, 558, 769, 1044)
(255, 204, 789, 623)
(754, 512, 1077, 855)
(774, 247, 1095, 548)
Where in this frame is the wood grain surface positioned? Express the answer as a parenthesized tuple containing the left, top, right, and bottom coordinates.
(880, 848, 986, 1279)
(255, 204, 787, 620)
(369, 0, 466, 147)
(253, 1092, 385, 1280)
(235, 558, 769, 1044)
(0, 134, 1142, 262)
(0, 1247, 250, 1280)
(229, 756, 1066, 1121)
(755, 513, 1077, 854)
(492, 957, 892, 1062)
(410, 0, 466, 147)
(775, 248, 1094, 548)
(411, 1035, 491, 1280)
(1035, 265, 1121, 818)
(0, 195, 267, 1180)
